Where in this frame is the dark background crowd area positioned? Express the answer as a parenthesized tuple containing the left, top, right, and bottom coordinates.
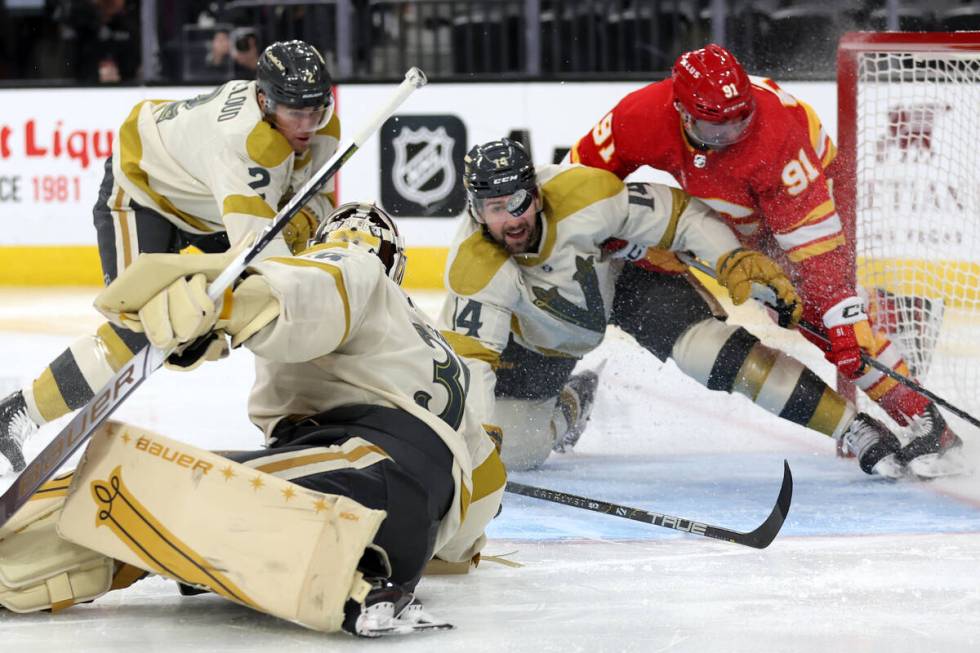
(2, 0, 980, 85)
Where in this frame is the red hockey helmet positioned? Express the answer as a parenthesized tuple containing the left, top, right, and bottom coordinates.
(672, 44, 755, 147)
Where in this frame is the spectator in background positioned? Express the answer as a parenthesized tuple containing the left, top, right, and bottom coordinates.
(54, 0, 140, 82)
(230, 27, 259, 75)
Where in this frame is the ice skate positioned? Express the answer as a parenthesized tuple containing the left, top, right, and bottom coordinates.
(0, 389, 37, 474)
(553, 360, 605, 453)
(899, 404, 970, 479)
(840, 413, 904, 478)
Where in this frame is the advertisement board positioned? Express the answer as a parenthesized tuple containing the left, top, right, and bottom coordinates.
(0, 81, 837, 285)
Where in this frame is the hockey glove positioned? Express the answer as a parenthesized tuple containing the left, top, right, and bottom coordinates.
(822, 296, 874, 379)
(715, 248, 802, 327)
(131, 273, 279, 350)
(125, 273, 219, 350)
(282, 207, 319, 255)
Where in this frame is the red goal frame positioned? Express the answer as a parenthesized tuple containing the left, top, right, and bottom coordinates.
(836, 31, 980, 284)
(833, 32, 980, 453)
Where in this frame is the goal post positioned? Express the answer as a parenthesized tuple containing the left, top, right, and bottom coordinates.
(836, 32, 980, 436)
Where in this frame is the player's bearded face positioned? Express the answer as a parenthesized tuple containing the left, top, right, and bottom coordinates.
(481, 193, 541, 254)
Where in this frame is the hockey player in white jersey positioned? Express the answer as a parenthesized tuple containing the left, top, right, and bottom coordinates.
(0, 202, 505, 637)
(0, 40, 340, 475)
(439, 138, 906, 476)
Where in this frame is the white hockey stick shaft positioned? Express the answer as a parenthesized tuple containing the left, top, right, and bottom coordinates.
(0, 68, 428, 527)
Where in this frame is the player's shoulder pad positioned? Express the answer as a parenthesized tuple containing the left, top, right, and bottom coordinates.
(315, 112, 341, 140)
(245, 120, 293, 169)
(446, 228, 512, 297)
(539, 164, 625, 223)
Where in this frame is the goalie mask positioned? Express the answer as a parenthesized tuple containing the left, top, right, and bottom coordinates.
(312, 202, 407, 285)
(256, 40, 334, 130)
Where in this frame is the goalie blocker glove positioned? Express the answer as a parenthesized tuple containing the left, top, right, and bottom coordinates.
(342, 579, 453, 637)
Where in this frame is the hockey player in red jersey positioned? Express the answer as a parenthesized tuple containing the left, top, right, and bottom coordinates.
(570, 44, 962, 475)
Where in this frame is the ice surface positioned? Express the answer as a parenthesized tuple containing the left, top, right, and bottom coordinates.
(1, 288, 979, 652)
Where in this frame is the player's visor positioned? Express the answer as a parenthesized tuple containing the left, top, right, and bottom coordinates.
(679, 106, 755, 148)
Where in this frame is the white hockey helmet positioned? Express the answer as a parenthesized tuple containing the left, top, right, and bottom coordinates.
(312, 202, 407, 285)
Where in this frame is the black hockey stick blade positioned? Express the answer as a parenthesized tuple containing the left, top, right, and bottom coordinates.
(505, 459, 793, 549)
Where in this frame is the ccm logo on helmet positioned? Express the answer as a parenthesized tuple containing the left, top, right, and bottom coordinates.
(493, 174, 518, 185)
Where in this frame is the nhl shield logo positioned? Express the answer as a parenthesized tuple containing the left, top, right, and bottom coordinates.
(380, 114, 467, 217)
(391, 126, 457, 207)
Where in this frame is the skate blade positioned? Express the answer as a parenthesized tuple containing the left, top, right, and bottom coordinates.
(870, 454, 907, 480)
(907, 448, 973, 479)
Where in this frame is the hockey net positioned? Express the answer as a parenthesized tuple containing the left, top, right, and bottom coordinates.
(837, 32, 980, 433)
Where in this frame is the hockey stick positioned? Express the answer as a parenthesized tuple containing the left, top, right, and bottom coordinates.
(505, 460, 792, 549)
(0, 68, 428, 528)
(677, 251, 980, 430)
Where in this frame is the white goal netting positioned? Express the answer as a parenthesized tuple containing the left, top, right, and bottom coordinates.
(853, 48, 980, 428)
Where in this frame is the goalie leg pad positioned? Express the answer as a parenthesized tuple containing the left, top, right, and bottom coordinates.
(0, 472, 117, 613)
(57, 421, 387, 633)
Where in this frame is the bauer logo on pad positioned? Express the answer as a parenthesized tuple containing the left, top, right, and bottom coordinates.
(380, 115, 467, 217)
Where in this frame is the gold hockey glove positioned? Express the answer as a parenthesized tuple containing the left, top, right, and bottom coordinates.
(716, 248, 802, 328)
(282, 208, 319, 255)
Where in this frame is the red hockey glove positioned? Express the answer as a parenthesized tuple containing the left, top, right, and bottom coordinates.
(822, 296, 874, 379)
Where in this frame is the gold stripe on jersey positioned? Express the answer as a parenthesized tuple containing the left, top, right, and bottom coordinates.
(245, 121, 292, 168)
(656, 187, 692, 249)
(800, 99, 838, 167)
(786, 234, 845, 263)
(111, 186, 135, 270)
(222, 194, 276, 219)
(440, 330, 501, 369)
(470, 448, 506, 503)
(267, 257, 351, 342)
(447, 230, 510, 296)
(786, 199, 836, 231)
(518, 167, 624, 268)
(732, 345, 778, 400)
(96, 322, 138, 371)
(805, 388, 850, 437)
(459, 480, 471, 523)
(250, 443, 390, 476)
(33, 367, 71, 422)
(119, 102, 214, 233)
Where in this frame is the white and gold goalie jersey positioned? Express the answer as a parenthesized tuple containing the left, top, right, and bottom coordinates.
(244, 244, 505, 564)
(113, 80, 340, 256)
(438, 163, 740, 408)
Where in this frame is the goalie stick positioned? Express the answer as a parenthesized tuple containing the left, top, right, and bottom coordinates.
(676, 252, 980, 430)
(0, 68, 428, 528)
(505, 460, 793, 549)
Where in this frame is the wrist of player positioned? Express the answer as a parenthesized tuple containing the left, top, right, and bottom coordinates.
(218, 275, 281, 347)
(821, 296, 874, 378)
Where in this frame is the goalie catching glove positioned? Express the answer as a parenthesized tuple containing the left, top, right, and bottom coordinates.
(715, 248, 802, 328)
(94, 251, 281, 355)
